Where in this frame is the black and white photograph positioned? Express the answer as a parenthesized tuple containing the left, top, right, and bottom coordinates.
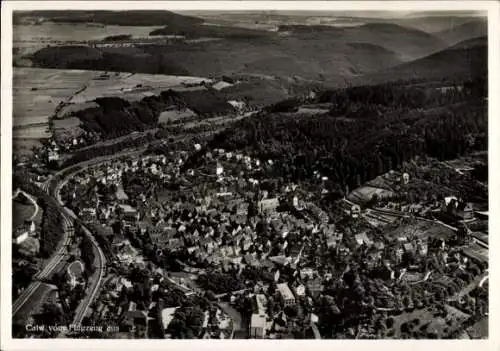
(1, 1, 497, 347)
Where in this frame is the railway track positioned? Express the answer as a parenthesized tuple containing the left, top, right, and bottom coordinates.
(53, 167, 107, 327)
(13, 193, 74, 320)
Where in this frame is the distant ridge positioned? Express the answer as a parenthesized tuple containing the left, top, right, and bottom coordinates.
(393, 15, 485, 33)
(435, 19, 487, 45)
(448, 36, 487, 50)
(13, 10, 204, 27)
(353, 37, 486, 85)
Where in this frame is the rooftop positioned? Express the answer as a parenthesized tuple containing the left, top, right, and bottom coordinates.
(277, 283, 295, 301)
(161, 307, 180, 330)
(250, 313, 267, 329)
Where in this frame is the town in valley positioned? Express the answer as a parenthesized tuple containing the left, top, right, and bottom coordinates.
(10, 9, 489, 340)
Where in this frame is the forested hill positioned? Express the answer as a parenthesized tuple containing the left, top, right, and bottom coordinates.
(13, 10, 204, 27)
(208, 79, 487, 200)
(67, 90, 234, 139)
(435, 19, 487, 46)
(352, 37, 486, 86)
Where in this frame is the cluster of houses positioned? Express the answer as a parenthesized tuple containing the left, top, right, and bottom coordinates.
(55, 143, 490, 339)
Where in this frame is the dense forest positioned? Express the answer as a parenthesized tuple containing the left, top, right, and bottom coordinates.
(209, 79, 487, 200)
(78, 226, 96, 273)
(67, 89, 233, 139)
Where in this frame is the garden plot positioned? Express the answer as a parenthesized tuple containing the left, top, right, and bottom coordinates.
(158, 108, 198, 124)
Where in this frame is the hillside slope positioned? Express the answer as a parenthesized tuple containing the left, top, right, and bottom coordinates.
(280, 23, 446, 61)
(435, 19, 487, 46)
(352, 37, 486, 86)
(27, 34, 403, 84)
(206, 84, 486, 201)
(346, 23, 446, 60)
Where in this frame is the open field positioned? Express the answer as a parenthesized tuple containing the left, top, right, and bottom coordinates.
(69, 72, 211, 104)
(348, 185, 395, 203)
(158, 108, 198, 124)
(12, 200, 37, 228)
(13, 126, 51, 139)
(13, 23, 163, 55)
(13, 67, 100, 124)
(13, 67, 215, 153)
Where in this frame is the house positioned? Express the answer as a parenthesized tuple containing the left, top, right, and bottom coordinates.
(258, 198, 280, 214)
(416, 239, 428, 256)
(326, 237, 337, 249)
(443, 197, 475, 220)
(456, 202, 475, 220)
(120, 277, 133, 290)
(136, 221, 148, 235)
(294, 284, 306, 297)
(300, 268, 315, 281)
(48, 150, 60, 162)
(350, 204, 361, 218)
(14, 226, 30, 245)
(306, 277, 323, 297)
(277, 283, 295, 306)
(403, 242, 415, 254)
(115, 186, 129, 202)
(29, 221, 36, 233)
(81, 207, 97, 218)
(119, 204, 139, 223)
(354, 232, 373, 247)
(66, 260, 85, 289)
(123, 301, 147, 327)
(250, 313, 267, 338)
(255, 294, 268, 315)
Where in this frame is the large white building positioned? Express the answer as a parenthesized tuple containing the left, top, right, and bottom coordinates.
(277, 283, 296, 306)
(255, 294, 267, 315)
(250, 313, 266, 339)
